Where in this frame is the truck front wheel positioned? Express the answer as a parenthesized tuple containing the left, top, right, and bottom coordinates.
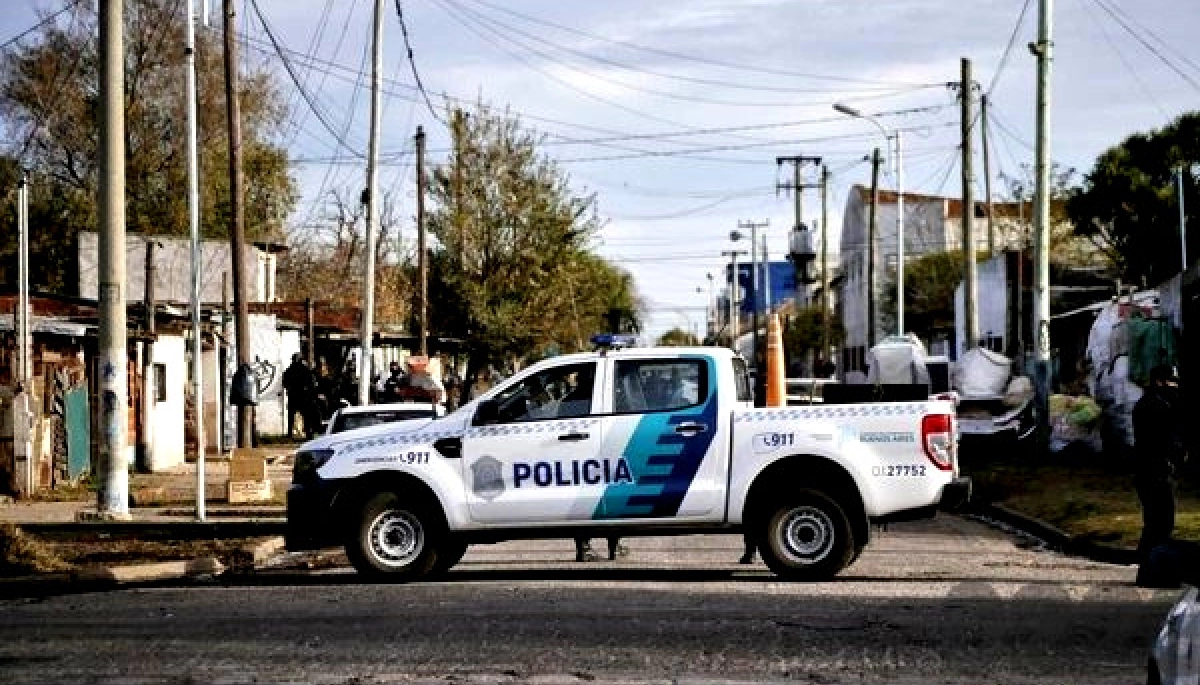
(758, 490, 855, 581)
(346, 491, 440, 581)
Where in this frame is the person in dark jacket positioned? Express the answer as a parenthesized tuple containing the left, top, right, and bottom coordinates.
(282, 354, 317, 438)
(1132, 364, 1188, 560)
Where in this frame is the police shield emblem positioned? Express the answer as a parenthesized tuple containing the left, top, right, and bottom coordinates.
(471, 456, 505, 500)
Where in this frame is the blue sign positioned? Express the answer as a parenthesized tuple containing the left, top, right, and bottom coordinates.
(723, 261, 798, 314)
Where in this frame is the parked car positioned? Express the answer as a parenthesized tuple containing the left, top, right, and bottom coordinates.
(1149, 584, 1198, 685)
(325, 402, 446, 436)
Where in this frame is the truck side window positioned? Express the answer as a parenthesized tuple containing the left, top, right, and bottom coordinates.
(732, 358, 752, 403)
(491, 362, 596, 423)
(614, 359, 706, 414)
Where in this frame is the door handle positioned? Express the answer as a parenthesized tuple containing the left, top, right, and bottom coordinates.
(558, 432, 590, 442)
(675, 422, 708, 435)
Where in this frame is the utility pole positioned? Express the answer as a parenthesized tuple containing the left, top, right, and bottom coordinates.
(416, 125, 428, 357)
(895, 131, 905, 336)
(97, 0, 129, 518)
(761, 233, 771, 313)
(776, 155, 822, 303)
(223, 0, 252, 447)
(867, 148, 882, 349)
(305, 297, 316, 368)
(185, 0, 205, 521)
(721, 250, 747, 351)
(820, 165, 831, 366)
(1032, 0, 1054, 448)
(982, 94, 996, 256)
(359, 0, 385, 406)
(961, 57, 980, 351)
(140, 241, 157, 473)
(736, 219, 768, 400)
(16, 171, 30, 388)
(1176, 166, 1185, 271)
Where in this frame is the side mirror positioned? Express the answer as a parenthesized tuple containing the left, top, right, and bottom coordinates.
(473, 398, 499, 426)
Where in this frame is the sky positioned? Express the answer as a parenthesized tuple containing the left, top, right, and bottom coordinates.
(3, 0, 1199, 343)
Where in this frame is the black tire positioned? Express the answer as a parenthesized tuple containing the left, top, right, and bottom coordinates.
(757, 489, 855, 581)
(345, 491, 440, 581)
(432, 538, 468, 575)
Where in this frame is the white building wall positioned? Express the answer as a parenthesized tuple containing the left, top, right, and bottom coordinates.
(78, 231, 272, 304)
(149, 334, 187, 471)
(954, 254, 1009, 358)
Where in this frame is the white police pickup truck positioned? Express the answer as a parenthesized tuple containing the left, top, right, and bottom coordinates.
(287, 340, 970, 581)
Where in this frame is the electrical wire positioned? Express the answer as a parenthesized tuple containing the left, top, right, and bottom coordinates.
(441, 0, 929, 101)
(456, 0, 941, 88)
(394, 0, 447, 125)
(1090, 0, 1200, 95)
(248, 0, 364, 158)
(986, 0, 1034, 96)
(1076, 0, 1170, 120)
(0, 0, 85, 53)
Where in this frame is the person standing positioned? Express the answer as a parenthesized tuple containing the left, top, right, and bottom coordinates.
(1132, 364, 1188, 560)
(282, 353, 316, 439)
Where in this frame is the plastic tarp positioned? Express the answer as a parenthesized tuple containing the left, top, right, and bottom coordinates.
(865, 336, 931, 386)
(955, 347, 1012, 397)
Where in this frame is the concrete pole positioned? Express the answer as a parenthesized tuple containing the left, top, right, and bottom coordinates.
(895, 131, 905, 336)
(220, 272, 229, 455)
(416, 125, 428, 357)
(16, 171, 30, 387)
(1033, 0, 1054, 445)
(820, 166, 830, 366)
(982, 94, 996, 256)
(97, 0, 129, 518)
(867, 148, 881, 349)
(961, 57, 980, 351)
(305, 297, 316, 368)
(222, 0, 252, 447)
(185, 0, 205, 520)
(721, 250, 746, 351)
(1176, 166, 1185, 271)
(140, 241, 156, 473)
(761, 233, 771, 313)
(359, 0, 384, 406)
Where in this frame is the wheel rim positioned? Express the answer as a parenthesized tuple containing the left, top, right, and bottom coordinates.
(777, 505, 835, 564)
(368, 509, 424, 568)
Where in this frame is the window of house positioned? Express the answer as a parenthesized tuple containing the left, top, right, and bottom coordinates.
(155, 363, 167, 402)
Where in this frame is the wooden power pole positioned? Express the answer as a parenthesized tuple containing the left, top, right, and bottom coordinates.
(416, 125, 428, 357)
(961, 57, 980, 351)
(222, 0, 252, 447)
(867, 148, 882, 349)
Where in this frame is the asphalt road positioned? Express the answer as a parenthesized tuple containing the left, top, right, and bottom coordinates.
(0, 515, 1180, 685)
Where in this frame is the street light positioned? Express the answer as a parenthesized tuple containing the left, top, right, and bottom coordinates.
(834, 103, 905, 336)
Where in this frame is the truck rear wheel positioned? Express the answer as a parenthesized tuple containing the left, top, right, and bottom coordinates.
(758, 490, 855, 581)
(346, 491, 440, 581)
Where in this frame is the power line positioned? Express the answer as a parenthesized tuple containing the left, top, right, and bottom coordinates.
(1100, 0, 1200, 76)
(441, 0, 930, 103)
(1076, 0, 1170, 120)
(394, 0, 447, 125)
(457, 0, 940, 87)
(249, 0, 364, 158)
(987, 0, 1034, 96)
(1090, 0, 1200, 95)
(0, 0, 85, 53)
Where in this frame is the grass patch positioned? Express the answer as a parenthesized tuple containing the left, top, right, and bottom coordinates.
(0, 525, 75, 575)
(963, 453, 1200, 548)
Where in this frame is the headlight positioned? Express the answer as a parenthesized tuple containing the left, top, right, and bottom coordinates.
(292, 449, 334, 484)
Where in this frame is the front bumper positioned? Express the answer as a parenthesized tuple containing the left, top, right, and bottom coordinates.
(286, 479, 345, 551)
(938, 476, 972, 511)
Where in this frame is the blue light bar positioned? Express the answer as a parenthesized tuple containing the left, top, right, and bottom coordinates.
(590, 333, 638, 349)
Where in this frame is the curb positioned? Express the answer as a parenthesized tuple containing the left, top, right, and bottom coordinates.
(973, 503, 1139, 566)
(74, 557, 226, 584)
(18, 520, 288, 540)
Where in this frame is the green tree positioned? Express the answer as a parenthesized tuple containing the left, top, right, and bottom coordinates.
(782, 305, 843, 363)
(881, 251, 965, 338)
(0, 0, 296, 293)
(424, 104, 641, 377)
(657, 328, 699, 347)
(1066, 112, 1200, 284)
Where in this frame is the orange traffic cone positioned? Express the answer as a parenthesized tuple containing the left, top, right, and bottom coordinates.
(766, 313, 786, 407)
